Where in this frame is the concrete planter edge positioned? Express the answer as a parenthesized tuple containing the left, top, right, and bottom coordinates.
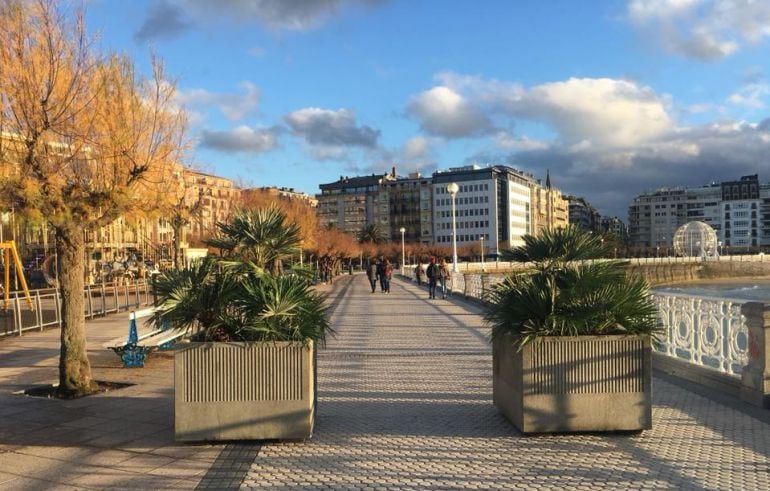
(174, 340, 316, 442)
(492, 333, 652, 434)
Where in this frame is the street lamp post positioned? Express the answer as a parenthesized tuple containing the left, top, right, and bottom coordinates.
(447, 182, 459, 273)
(399, 227, 406, 275)
(480, 235, 485, 272)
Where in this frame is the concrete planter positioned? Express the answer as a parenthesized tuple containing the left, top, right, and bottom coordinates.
(175, 341, 315, 442)
(493, 334, 651, 433)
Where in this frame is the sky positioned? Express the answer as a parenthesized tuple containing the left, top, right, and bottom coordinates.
(85, 0, 770, 218)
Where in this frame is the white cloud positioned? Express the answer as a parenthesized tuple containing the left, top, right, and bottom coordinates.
(433, 72, 770, 217)
(285, 107, 379, 147)
(177, 82, 261, 121)
(683, 102, 717, 114)
(403, 136, 430, 161)
(349, 135, 439, 176)
(627, 0, 770, 60)
(406, 86, 493, 138)
(490, 118, 770, 217)
(307, 145, 351, 161)
(494, 132, 549, 151)
(516, 78, 673, 148)
(728, 82, 770, 109)
(199, 125, 280, 153)
(410, 74, 673, 148)
(627, 0, 702, 21)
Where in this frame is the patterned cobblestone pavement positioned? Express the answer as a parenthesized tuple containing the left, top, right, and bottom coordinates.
(239, 275, 770, 490)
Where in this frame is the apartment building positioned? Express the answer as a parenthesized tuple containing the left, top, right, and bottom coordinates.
(316, 172, 396, 235)
(432, 165, 539, 254)
(600, 216, 628, 239)
(566, 195, 602, 233)
(180, 169, 239, 247)
(629, 175, 770, 250)
(375, 172, 433, 244)
(251, 186, 318, 207)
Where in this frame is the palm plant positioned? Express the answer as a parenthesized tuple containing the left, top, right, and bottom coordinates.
(153, 206, 331, 344)
(152, 257, 331, 344)
(357, 223, 386, 244)
(207, 206, 301, 275)
(484, 226, 658, 348)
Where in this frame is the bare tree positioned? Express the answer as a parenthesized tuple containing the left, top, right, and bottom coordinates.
(0, 0, 186, 396)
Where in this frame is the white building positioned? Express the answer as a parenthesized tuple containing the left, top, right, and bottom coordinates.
(684, 184, 722, 237)
(628, 187, 687, 248)
(629, 175, 768, 251)
(432, 165, 537, 254)
(720, 175, 760, 249)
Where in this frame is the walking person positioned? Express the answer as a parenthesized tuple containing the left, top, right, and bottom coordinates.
(438, 258, 451, 299)
(366, 260, 378, 293)
(376, 258, 386, 292)
(382, 259, 393, 293)
(414, 260, 424, 286)
(426, 257, 438, 299)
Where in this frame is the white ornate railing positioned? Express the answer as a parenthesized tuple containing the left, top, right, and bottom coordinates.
(651, 292, 749, 376)
(451, 273, 465, 296)
(398, 269, 769, 405)
(445, 272, 752, 377)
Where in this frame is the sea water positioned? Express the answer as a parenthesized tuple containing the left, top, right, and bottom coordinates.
(654, 281, 770, 302)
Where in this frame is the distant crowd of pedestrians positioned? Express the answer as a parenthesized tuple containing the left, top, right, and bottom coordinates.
(365, 256, 451, 299)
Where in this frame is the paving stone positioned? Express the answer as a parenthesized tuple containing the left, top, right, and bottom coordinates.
(237, 275, 770, 490)
(1, 275, 769, 489)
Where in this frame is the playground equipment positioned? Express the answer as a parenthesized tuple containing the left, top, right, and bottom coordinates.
(1, 240, 33, 311)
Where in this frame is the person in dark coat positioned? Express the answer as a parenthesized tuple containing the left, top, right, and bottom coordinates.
(366, 260, 378, 293)
(426, 256, 438, 299)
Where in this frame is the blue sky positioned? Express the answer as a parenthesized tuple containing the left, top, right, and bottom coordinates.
(86, 0, 770, 218)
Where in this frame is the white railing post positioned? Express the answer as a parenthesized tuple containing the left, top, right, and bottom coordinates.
(14, 296, 22, 336)
(35, 291, 43, 331)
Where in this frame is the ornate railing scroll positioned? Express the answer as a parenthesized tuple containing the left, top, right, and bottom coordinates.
(651, 292, 749, 376)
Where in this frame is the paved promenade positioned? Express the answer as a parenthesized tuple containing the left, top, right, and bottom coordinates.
(0, 274, 769, 489)
(244, 275, 770, 490)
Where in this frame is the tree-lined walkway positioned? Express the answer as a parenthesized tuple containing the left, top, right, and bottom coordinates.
(241, 274, 770, 490)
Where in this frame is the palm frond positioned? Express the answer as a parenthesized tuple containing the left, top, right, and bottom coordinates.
(486, 226, 658, 348)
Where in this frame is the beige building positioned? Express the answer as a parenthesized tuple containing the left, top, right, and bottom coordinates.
(181, 169, 239, 247)
(252, 186, 318, 207)
(531, 172, 569, 236)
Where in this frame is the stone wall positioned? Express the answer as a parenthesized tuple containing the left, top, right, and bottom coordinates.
(628, 260, 770, 286)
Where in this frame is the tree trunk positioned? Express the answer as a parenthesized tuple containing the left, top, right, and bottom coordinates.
(172, 222, 184, 269)
(56, 227, 96, 397)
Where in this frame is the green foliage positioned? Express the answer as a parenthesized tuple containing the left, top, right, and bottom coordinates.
(486, 226, 659, 347)
(152, 257, 331, 344)
(357, 223, 386, 244)
(206, 206, 301, 275)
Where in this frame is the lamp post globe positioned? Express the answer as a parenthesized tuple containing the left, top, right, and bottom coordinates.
(480, 235, 485, 272)
(399, 227, 406, 275)
(446, 182, 460, 273)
